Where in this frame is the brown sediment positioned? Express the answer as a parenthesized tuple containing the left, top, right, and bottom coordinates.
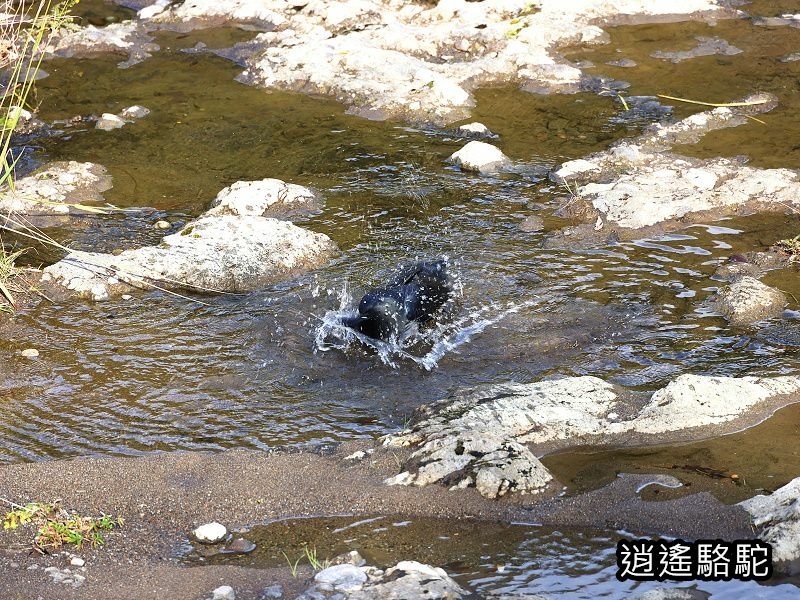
(0, 442, 752, 599)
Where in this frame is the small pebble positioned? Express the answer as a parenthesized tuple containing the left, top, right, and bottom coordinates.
(121, 294, 133, 300)
(154, 220, 171, 230)
(211, 585, 235, 600)
(193, 522, 227, 544)
(120, 105, 151, 119)
(259, 584, 284, 600)
(20, 348, 39, 358)
(70, 557, 85, 567)
(222, 538, 256, 555)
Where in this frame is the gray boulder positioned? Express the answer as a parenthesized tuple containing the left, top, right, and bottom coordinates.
(384, 374, 800, 498)
(711, 275, 786, 325)
(1, 161, 112, 215)
(740, 476, 800, 573)
(42, 214, 336, 299)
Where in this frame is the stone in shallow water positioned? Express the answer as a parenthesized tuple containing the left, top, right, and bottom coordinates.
(518, 215, 544, 233)
(258, 583, 284, 600)
(447, 141, 511, 175)
(96, 113, 125, 130)
(121, 105, 151, 119)
(222, 538, 256, 554)
(710, 275, 786, 326)
(193, 522, 227, 543)
(314, 564, 367, 591)
(211, 585, 235, 600)
(455, 122, 495, 138)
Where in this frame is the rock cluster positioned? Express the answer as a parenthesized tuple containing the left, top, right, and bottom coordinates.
(34, 176, 336, 299)
(385, 374, 800, 498)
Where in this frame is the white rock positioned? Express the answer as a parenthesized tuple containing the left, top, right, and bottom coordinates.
(47, 21, 157, 68)
(154, 220, 171, 230)
(193, 522, 227, 544)
(314, 564, 367, 591)
(385, 374, 800, 496)
(456, 122, 494, 137)
(138, 0, 170, 19)
(550, 93, 800, 229)
(96, 113, 126, 130)
(1, 161, 112, 215)
(211, 585, 235, 600)
(740, 477, 800, 567)
(207, 179, 320, 218)
(630, 374, 800, 434)
(69, 557, 85, 567)
(553, 158, 601, 180)
(349, 561, 467, 599)
(44, 213, 337, 298)
(120, 105, 151, 119)
(19, 348, 39, 358)
(448, 141, 511, 174)
(123, 0, 729, 125)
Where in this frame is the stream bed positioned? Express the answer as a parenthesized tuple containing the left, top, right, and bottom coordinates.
(3, 0, 800, 595)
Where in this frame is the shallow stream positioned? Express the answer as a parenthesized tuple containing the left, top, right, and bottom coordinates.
(3, 0, 800, 595)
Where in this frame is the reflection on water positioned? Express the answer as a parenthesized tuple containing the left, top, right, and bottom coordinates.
(183, 515, 800, 598)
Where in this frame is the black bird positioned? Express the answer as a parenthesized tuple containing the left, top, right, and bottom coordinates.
(341, 259, 454, 342)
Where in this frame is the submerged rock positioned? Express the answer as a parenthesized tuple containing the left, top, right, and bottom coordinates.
(120, 105, 151, 119)
(518, 215, 544, 232)
(448, 141, 511, 174)
(454, 122, 496, 139)
(46, 21, 158, 68)
(740, 477, 800, 574)
(710, 275, 786, 325)
(384, 374, 800, 497)
(96, 113, 126, 130)
(651, 36, 742, 63)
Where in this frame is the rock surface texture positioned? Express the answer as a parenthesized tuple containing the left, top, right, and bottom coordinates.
(385, 374, 800, 497)
(740, 477, 800, 574)
(302, 560, 468, 599)
(552, 93, 800, 230)
(41, 178, 337, 299)
(128, 0, 736, 124)
(447, 140, 512, 174)
(710, 275, 787, 325)
(47, 21, 158, 68)
(0, 161, 112, 215)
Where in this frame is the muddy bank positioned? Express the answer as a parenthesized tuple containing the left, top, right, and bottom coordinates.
(0, 444, 754, 599)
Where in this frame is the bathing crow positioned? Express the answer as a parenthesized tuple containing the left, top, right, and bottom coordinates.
(341, 259, 454, 342)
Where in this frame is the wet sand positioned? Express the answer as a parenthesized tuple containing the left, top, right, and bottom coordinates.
(0, 442, 754, 599)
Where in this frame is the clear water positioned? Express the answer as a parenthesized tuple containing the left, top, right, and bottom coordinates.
(3, 8, 800, 485)
(183, 515, 800, 598)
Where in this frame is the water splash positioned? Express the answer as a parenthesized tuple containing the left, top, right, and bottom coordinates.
(314, 295, 542, 371)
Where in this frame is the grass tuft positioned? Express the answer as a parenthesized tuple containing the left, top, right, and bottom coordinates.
(1, 497, 123, 551)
